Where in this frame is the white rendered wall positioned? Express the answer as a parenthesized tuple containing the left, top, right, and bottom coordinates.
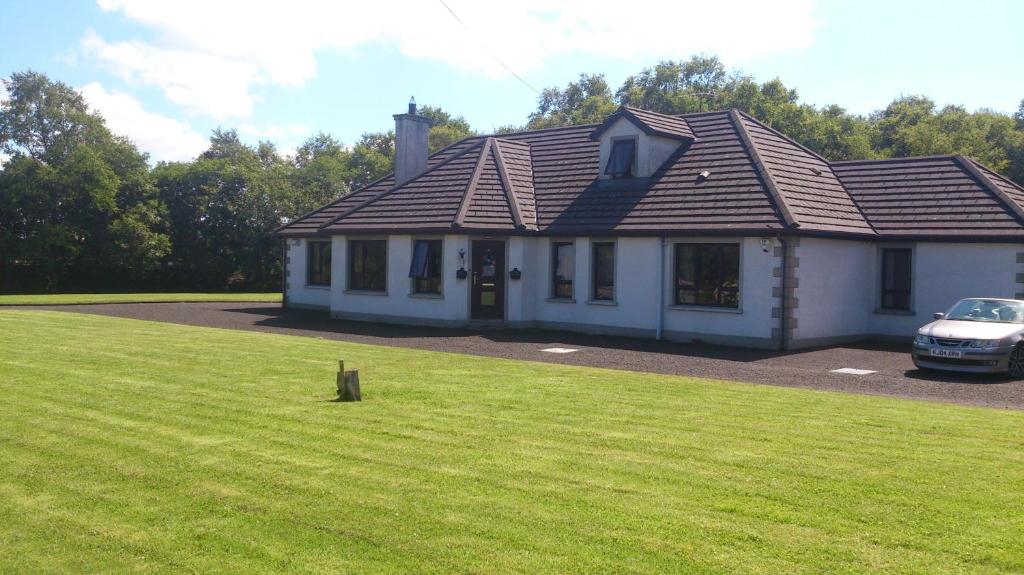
(794, 238, 1023, 343)
(792, 237, 874, 344)
(292, 232, 1022, 347)
(530, 237, 661, 334)
(284, 238, 331, 309)
(525, 236, 777, 345)
(869, 242, 1021, 337)
(329, 234, 471, 324)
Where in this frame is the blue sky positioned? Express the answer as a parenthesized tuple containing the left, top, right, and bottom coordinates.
(1, 0, 1021, 163)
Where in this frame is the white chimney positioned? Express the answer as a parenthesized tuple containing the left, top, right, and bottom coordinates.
(393, 97, 433, 185)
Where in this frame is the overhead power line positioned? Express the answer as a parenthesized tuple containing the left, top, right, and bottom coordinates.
(436, 0, 541, 95)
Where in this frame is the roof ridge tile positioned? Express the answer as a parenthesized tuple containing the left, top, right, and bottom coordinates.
(955, 155, 1024, 226)
(730, 110, 797, 228)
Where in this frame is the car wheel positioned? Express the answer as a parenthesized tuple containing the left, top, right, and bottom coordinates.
(1008, 346, 1024, 378)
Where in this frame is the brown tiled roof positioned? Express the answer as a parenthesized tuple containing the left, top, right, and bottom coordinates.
(541, 111, 784, 233)
(318, 137, 538, 234)
(832, 156, 1024, 237)
(732, 110, 873, 234)
(276, 138, 479, 236)
(278, 107, 1024, 240)
(591, 106, 696, 141)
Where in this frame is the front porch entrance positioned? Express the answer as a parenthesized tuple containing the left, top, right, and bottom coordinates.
(470, 240, 505, 320)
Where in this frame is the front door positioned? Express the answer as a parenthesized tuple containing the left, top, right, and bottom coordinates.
(471, 240, 505, 320)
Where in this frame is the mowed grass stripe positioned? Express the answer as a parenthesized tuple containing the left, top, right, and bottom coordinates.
(0, 310, 1022, 574)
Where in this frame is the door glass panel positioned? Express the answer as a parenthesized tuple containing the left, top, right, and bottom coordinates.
(480, 292, 495, 306)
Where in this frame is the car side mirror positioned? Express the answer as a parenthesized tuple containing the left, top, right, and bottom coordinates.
(933, 312, 944, 320)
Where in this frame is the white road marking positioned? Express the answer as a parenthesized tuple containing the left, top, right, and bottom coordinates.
(830, 368, 878, 375)
(541, 347, 579, 354)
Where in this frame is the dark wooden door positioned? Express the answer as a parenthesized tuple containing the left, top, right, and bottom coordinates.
(471, 240, 505, 320)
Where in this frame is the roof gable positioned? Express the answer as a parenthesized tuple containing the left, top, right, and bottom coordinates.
(590, 106, 696, 142)
(319, 137, 537, 234)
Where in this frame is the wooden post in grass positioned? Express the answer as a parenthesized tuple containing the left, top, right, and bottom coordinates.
(336, 359, 361, 402)
(343, 370, 361, 401)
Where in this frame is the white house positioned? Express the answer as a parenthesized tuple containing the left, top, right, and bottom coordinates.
(277, 102, 1024, 350)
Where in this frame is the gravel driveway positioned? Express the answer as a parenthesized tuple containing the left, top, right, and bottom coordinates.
(20, 302, 1024, 410)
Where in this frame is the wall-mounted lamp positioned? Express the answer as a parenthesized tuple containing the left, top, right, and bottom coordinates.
(456, 248, 468, 279)
(760, 238, 771, 253)
(509, 268, 522, 280)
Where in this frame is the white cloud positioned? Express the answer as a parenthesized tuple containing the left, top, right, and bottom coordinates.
(79, 82, 208, 163)
(82, 29, 258, 120)
(85, 0, 817, 120)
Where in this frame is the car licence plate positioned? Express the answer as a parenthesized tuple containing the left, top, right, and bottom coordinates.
(930, 348, 963, 359)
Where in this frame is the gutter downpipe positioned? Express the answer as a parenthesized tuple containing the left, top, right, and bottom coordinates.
(778, 233, 787, 352)
(281, 238, 288, 309)
(656, 237, 666, 340)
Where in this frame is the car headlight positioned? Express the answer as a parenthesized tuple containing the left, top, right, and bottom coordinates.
(967, 339, 1001, 349)
(914, 334, 930, 345)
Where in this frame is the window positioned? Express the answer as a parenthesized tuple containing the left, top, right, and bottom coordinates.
(591, 241, 615, 301)
(348, 239, 387, 292)
(605, 138, 636, 178)
(881, 248, 912, 310)
(306, 241, 331, 286)
(552, 241, 574, 299)
(674, 243, 740, 308)
(409, 239, 442, 294)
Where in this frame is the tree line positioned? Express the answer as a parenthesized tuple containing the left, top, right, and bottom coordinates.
(2, 57, 1022, 293)
(0, 71, 473, 292)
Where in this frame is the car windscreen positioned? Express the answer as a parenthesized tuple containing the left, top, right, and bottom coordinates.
(945, 299, 1024, 323)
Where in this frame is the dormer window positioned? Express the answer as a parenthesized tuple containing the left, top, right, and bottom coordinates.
(591, 106, 696, 180)
(605, 138, 636, 178)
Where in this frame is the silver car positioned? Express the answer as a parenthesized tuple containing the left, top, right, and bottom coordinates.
(912, 298, 1024, 377)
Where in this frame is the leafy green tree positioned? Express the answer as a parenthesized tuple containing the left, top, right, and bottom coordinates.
(0, 71, 108, 164)
(523, 56, 1023, 185)
(617, 57, 726, 113)
(155, 131, 296, 290)
(348, 131, 395, 189)
(528, 74, 617, 129)
(292, 132, 353, 211)
(419, 105, 475, 152)
(0, 71, 169, 290)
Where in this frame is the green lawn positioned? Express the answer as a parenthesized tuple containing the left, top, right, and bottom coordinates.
(0, 310, 1021, 574)
(0, 292, 281, 305)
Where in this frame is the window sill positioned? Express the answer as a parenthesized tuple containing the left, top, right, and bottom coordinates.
(344, 289, 388, 296)
(668, 304, 743, 315)
(546, 297, 576, 304)
(586, 299, 617, 307)
(874, 308, 915, 316)
(304, 284, 331, 290)
(409, 292, 444, 300)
